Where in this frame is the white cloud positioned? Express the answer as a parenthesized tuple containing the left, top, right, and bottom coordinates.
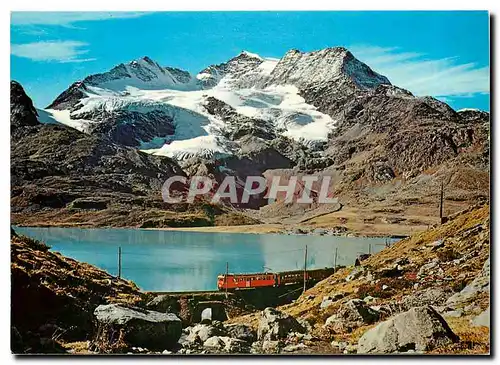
(11, 12, 148, 27)
(11, 41, 95, 63)
(349, 45, 489, 99)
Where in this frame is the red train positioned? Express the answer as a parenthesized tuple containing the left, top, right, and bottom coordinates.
(217, 267, 335, 291)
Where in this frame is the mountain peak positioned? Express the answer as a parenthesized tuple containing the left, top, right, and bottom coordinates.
(196, 51, 264, 88)
(238, 50, 263, 60)
(77, 56, 197, 93)
(265, 46, 390, 90)
(140, 56, 156, 64)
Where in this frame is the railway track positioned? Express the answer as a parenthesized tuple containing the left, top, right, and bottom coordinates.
(144, 290, 222, 295)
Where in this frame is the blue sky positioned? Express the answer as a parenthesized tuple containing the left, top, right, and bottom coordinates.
(11, 11, 489, 111)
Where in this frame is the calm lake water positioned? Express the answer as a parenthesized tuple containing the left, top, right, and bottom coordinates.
(14, 227, 395, 292)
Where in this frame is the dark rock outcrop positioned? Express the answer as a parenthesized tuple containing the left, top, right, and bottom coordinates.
(10, 81, 39, 135)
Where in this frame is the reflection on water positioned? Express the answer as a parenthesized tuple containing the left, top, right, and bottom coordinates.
(14, 227, 395, 291)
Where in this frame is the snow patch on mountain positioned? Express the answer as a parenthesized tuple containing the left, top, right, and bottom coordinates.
(42, 109, 95, 132)
(144, 135, 229, 160)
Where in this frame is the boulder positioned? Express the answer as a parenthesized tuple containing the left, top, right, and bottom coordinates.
(324, 299, 379, 332)
(442, 309, 463, 318)
(346, 267, 366, 281)
(92, 304, 182, 352)
(203, 336, 226, 351)
(282, 343, 308, 352)
(186, 323, 225, 343)
(471, 307, 490, 328)
(320, 297, 334, 309)
(417, 259, 440, 278)
(357, 306, 458, 353)
(331, 340, 348, 351)
(221, 337, 250, 353)
(401, 287, 454, 311)
(257, 307, 305, 341)
(261, 340, 281, 354)
(224, 323, 257, 343)
(146, 295, 179, 314)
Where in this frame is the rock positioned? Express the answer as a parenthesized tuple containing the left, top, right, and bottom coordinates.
(357, 306, 459, 354)
(395, 257, 410, 266)
(312, 228, 328, 235)
(471, 307, 490, 328)
(203, 336, 226, 350)
(282, 343, 308, 352)
(146, 295, 179, 314)
(187, 323, 225, 343)
(331, 340, 348, 351)
(429, 240, 444, 250)
(261, 340, 281, 354)
(417, 259, 440, 278)
(328, 292, 346, 301)
(223, 337, 250, 353)
(446, 258, 489, 310)
(324, 299, 379, 332)
(257, 307, 305, 341)
(297, 318, 313, 334)
(343, 344, 358, 354)
(358, 253, 371, 261)
(92, 304, 182, 352)
(224, 323, 256, 343)
(382, 285, 389, 290)
(363, 296, 377, 304)
(442, 310, 463, 318)
(320, 298, 334, 309)
(346, 267, 366, 282)
(401, 287, 454, 311)
(463, 303, 482, 315)
(250, 341, 262, 354)
(162, 349, 172, 355)
(378, 264, 405, 278)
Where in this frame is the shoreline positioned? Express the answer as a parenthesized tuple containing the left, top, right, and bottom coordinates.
(144, 222, 422, 238)
(14, 221, 423, 238)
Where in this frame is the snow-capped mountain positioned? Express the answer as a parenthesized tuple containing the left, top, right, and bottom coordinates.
(44, 47, 392, 160)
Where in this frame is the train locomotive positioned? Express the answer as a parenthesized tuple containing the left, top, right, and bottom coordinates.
(217, 267, 335, 291)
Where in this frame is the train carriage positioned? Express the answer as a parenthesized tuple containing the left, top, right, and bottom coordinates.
(217, 267, 334, 291)
(217, 272, 277, 290)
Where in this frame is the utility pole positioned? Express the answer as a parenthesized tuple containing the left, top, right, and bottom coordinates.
(303, 245, 308, 294)
(334, 247, 338, 271)
(118, 246, 122, 279)
(225, 261, 229, 299)
(439, 181, 444, 224)
(369, 243, 372, 255)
